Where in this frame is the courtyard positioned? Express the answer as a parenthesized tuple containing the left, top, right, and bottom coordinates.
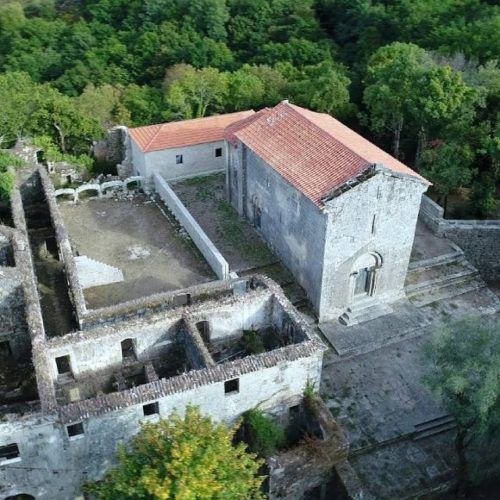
(59, 193, 215, 309)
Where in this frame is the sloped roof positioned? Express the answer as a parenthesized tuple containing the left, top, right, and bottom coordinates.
(228, 101, 428, 207)
(129, 110, 255, 152)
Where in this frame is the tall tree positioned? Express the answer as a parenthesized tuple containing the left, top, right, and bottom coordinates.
(420, 142, 475, 217)
(85, 405, 265, 499)
(164, 65, 229, 119)
(423, 317, 500, 495)
(363, 42, 433, 159)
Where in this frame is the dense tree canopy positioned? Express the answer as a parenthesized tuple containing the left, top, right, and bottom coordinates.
(0, 0, 497, 214)
(85, 406, 265, 499)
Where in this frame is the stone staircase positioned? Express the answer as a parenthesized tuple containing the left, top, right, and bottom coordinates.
(412, 414, 456, 441)
(74, 255, 124, 289)
(339, 296, 393, 326)
(405, 250, 486, 308)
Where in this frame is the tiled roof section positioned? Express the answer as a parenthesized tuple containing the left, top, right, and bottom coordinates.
(129, 110, 255, 152)
(288, 103, 428, 185)
(232, 102, 428, 207)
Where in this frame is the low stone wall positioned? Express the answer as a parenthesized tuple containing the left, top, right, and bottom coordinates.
(154, 173, 230, 280)
(38, 166, 88, 324)
(9, 180, 58, 412)
(419, 195, 500, 283)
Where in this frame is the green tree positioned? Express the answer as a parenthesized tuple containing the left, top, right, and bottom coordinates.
(164, 65, 229, 119)
(363, 42, 433, 158)
(423, 317, 500, 495)
(226, 66, 265, 110)
(30, 86, 104, 154)
(85, 406, 265, 499)
(411, 65, 477, 165)
(76, 84, 131, 128)
(421, 142, 475, 217)
(290, 61, 353, 118)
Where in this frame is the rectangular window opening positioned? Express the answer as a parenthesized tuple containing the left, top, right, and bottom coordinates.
(143, 402, 160, 416)
(215, 147, 222, 157)
(55, 355, 71, 375)
(0, 341, 12, 358)
(121, 339, 136, 360)
(67, 422, 84, 438)
(0, 443, 20, 461)
(176, 154, 183, 164)
(224, 378, 239, 395)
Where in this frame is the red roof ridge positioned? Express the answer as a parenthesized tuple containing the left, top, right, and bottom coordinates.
(285, 102, 428, 184)
(230, 101, 428, 207)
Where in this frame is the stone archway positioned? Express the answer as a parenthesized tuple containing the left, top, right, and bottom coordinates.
(349, 252, 382, 301)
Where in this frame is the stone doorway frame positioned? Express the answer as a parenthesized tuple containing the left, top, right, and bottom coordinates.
(348, 252, 383, 303)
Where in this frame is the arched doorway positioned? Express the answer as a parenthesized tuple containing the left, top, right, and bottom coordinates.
(350, 252, 382, 300)
(5, 495, 36, 500)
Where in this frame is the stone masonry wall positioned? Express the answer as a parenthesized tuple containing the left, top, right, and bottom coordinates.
(321, 169, 427, 320)
(228, 142, 328, 312)
(420, 195, 500, 283)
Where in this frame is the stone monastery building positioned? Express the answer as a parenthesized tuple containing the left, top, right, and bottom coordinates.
(129, 101, 429, 325)
(0, 101, 429, 499)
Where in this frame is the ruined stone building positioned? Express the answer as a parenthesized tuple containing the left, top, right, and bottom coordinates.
(0, 161, 325, 499)
(128, 101, 430, 324)
(0, 101, 441, 499)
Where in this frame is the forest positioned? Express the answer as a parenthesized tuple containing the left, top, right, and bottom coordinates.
(0, 0, 498, 217)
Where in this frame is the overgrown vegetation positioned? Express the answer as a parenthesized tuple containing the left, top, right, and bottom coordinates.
(85, 405, 265, 499)
(240, 330, 266, 355)
(0, 0, 498, 216)
(423, 316, 500, 496)
(0, 150, 24, 202)
(241, 409, 286, 457)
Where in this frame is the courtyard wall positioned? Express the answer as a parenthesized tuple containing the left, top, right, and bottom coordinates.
(419, 195, 500, 283)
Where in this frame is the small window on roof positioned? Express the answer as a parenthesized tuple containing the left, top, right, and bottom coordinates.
(176, 154, 183, 164)
(215, 147, 222, 157)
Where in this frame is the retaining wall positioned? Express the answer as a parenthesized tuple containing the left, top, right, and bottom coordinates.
(154, 173, 230, 280)
(419, 195, 500, 283)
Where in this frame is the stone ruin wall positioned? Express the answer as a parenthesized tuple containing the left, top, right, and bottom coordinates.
(419, 195, 500, 283)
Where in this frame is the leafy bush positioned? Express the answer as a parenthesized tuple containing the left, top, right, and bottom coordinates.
(243, 409, 286, 457)
(0, 151, 24, 202)
(240, 329, 266, 355)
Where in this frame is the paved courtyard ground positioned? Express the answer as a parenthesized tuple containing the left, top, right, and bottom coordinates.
(59, 194, 215, 308)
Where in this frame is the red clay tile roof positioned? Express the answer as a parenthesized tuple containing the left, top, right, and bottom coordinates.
(228, 102, 428, 207)
(129, 110, 255, 152)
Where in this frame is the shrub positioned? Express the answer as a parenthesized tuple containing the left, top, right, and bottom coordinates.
(240, 329, 266, 355)
(0, 151, 24, 202)
(243, 409, 286, 457)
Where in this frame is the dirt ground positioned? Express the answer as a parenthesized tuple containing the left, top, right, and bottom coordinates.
(172, 174, 277, 272)
(59, 194, 215, 308)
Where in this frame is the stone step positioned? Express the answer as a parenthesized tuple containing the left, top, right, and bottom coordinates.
(413, 416, 456, 441)
(408, 251, 465, 272)
(405, 268, 478, 297)
(414, 414, 454, 432)
(409, 277, 485, 308)
(339, 301, 393, 326)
